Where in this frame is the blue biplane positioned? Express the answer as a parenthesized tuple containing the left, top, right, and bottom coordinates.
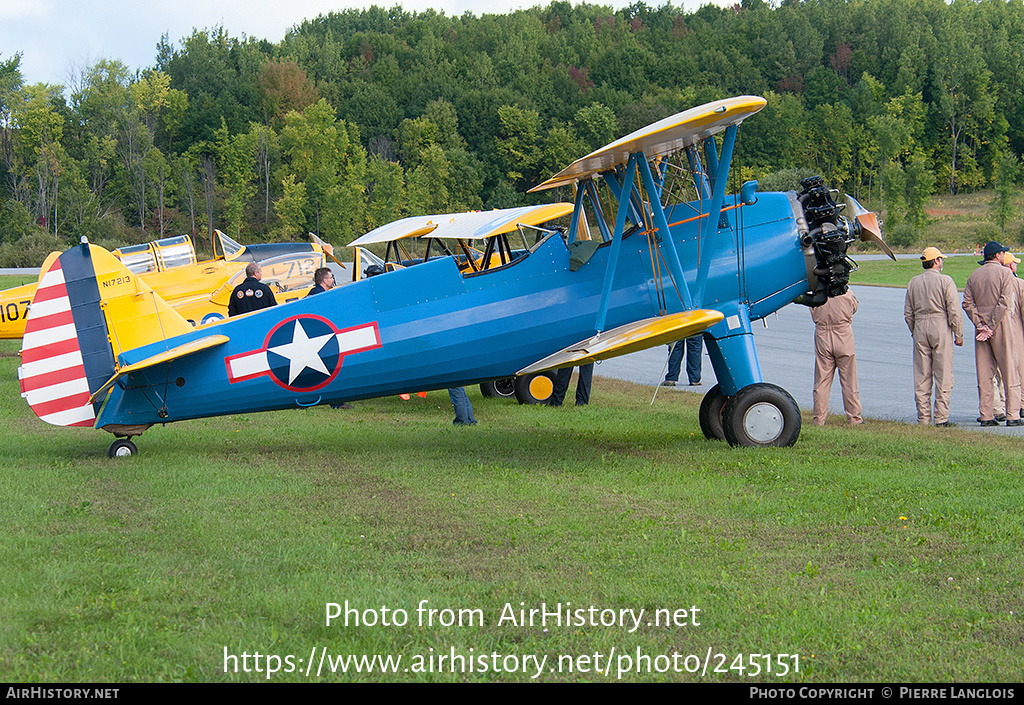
(18, 96, 891, 456)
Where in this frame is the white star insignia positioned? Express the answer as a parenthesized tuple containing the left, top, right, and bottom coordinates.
(267, 320, 335, 385)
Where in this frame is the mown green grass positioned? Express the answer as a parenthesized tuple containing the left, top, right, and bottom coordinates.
(0, 334, 1021, 682)
(852, 257, 981, 290)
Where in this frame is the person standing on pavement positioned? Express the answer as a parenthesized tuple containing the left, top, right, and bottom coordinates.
(904, 247, 964, 427)
(661, 336, 703, 387)
(1001, 252, 1024, 416)
(962, 241, 1021, 427)
(811, 289, 863, 426)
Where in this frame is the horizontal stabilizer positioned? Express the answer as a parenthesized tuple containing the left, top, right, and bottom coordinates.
(89, 335, 229, 404)
(517, 309, 724, 375)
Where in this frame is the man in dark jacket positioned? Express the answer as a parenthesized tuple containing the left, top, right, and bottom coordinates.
(228, 262, 278, 316)
(307, 267, 335, 296)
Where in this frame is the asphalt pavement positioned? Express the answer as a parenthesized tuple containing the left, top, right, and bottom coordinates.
(594, 284, 1024, 436)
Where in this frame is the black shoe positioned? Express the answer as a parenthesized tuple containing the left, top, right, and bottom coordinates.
(1006, 419, 1023, 427)
(979, 419, 999, 427)
(997, 415, 1007, 422)
(660, 380, 676, 387)
(935, 421, 957, 428)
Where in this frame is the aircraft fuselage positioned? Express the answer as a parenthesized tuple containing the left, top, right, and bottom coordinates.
(96, 192, 805, 428)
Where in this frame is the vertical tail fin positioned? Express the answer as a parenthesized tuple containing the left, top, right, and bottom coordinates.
(19, 240, 193, 427)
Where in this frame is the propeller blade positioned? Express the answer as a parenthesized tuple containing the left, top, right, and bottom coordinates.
(845, 196, 895, 260)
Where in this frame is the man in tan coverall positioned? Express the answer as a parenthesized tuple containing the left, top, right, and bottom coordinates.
(962, 241, 1022, 426)
(904, 247, 964, 426)
(811, 289, 862, 425)
(1001, 252, 1024, 415)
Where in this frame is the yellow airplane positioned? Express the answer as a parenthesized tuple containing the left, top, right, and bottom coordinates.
(0, 230, 338, 338)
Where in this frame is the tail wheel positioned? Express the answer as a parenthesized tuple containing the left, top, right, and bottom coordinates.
(480, 378, 516, 398)
(698, 385, 729, 440)
(108, 438, 138, 458)
(514, 372, 556, 404)
(721, 383, 801, 448)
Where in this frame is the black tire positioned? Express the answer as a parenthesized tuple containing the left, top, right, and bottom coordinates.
(107, 438, 138, 458)
(721, 383, 801, 448)
(698, 384, 729, 441)
(480, 378, 516, 399)
(514, 371, 557, 404)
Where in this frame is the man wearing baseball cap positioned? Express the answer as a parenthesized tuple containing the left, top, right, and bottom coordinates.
(1000, 251, 1024, 417)
(905, 247, 964, 426)
(963, 241, 1021, 426)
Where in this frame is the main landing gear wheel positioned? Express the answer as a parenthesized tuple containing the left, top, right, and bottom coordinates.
(721, 383, 801, 448)
(514, 371, 557, 404)
(480, 378, 516, 399)
(107, 438, 138, 458)
(698, 385, 729, 441)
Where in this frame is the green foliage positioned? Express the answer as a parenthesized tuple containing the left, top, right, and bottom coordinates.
(880, 161, 907, 228)
(973, 222, 1003, 245)
(757, 167, 818, 193)
(989, 149, 1021, 234)
(905, 153, 936, 230)
(0, 231, 67, 266)
(3, 1, 1024, 250)
(0, 200, 34, 243)
(884, 223, 919, 250)
(573, 102, 616, 151)
(496, 104, 543, 189)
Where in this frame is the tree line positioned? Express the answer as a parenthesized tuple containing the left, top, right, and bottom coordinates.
(2, 0, 1023, 264)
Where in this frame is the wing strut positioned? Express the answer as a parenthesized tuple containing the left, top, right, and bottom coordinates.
(594, 153, 639, 333)
(637, 157, 693, 311)
(694, 124, 737, 306)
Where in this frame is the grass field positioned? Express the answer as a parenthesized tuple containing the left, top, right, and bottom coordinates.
(0, 207, 1022, 684)
(852, 256, 981, 290)
(1, 331, 1021, 682)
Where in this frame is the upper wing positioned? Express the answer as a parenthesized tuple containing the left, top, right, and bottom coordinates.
(530, 96, 767, 192)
